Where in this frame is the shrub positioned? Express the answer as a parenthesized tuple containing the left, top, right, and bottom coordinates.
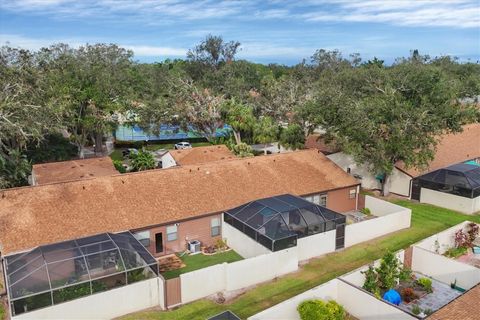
(424, 308, 433, 316)
(130, 150, 156, 171)
(113, 160, 127, 173)
(215, 239, 228, 251)
(361, 207, 371, 216)
(399, 266, 413, 282)
(467, 222, 479, 244)
(454, 229, 469, 248)
(444, 246, 468, 258)
(231, 142, 254, 157)
(376, 251, 401, 290)
(411, 304, 421, 315)
(362, 265, 379, 295)
(401, 287, 418, 303)
(297, 299, 346, 320)
(416, 277, 433, 293)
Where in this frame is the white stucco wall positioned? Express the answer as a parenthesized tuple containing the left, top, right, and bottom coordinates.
(296, 230, 336, 261)
(387, 168, 412, 197)
(180, 248, 299, 304)
(159, 152, 177, 168)
(420, 188, 479, 214)
(13, 278, 163, 320)
(414, 221, 471, 254)
(249, 278, 414, 320)
(345, 197, 411, 247)
(336, 280, 415, 320)
(411, 246, 480, 290)
(180, 263, 225, 304)
(225, 248, 298, 291)
(327, 152, 379, 190)
(248, 279, 339, 320)
(222, 222, 271, 258)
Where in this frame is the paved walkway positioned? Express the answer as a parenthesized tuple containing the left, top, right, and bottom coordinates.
(398, 273, 462, 317)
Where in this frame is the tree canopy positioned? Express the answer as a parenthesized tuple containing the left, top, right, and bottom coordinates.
(0, 38, 479, 189)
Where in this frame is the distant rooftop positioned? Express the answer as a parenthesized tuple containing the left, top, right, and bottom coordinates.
(0, 149, 359, 255)
(428, 284, 480, 320)
(169, 145, 235, 165)
(396, 123, 480, 177)
(31, 157, 118, 185)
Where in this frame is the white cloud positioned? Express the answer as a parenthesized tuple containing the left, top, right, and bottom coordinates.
(302, 0, 480, 29)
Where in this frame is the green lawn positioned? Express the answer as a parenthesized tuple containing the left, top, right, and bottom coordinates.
(162, 250, 244, 280)
(0, 302, 4, 320)
(121, 200, 480, 320)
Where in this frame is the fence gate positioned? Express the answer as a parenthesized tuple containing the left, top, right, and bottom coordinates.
(166, 277, 182, 308)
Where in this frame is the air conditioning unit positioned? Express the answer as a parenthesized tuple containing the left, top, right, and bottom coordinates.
(188, 240, 201, 254)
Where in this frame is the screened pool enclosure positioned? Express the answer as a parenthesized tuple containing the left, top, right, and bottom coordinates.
(224, 194, 346, 252)
(4, 232, 158, 316)
(414, 163, 480, 199)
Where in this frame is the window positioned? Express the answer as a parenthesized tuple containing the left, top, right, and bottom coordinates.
(319, 194, 327, 207)
(133, 231, 150, 247)
(211, 218, 221, 237)
(303, 193, 327, 207)
(166, 225, 178, 242)
(349, 189, 357, 199)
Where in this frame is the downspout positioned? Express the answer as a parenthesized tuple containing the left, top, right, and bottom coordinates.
(355, 185, 360, 210)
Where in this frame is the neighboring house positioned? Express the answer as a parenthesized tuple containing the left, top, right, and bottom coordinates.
(428, 284, 480, 320)
(158, 145, 235, 169)
(327, 123, 480, 197)
(305, 134, 340, 155)
(413, 163, 480, 214)
(30, 157, 118, 186)
(0, 149, 360, 260)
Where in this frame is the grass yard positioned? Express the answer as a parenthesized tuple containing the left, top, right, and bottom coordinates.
(121, 200, 480, 320)
(162, 250, 244, 280)
(0, 302, 4, 320)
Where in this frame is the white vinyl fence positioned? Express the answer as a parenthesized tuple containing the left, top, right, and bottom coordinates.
(13, 278, 164, 320)
(411, 246, 480, 291)
(415, 221, 472, 254)
(345, 196, 411, 247)
(249, 278, 415, 320)
(181, 248, 298, 304)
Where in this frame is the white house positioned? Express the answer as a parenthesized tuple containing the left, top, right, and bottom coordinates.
(325, 123, 480, 198)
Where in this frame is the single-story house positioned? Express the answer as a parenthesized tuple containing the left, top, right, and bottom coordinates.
(158, 145, 236, 168)
(29, 157, 118, 186)
(326, 123, 480, 197)
(0, 149, 360, 260)
(413, 163, 480, 214)
(305, 134, 340, 155)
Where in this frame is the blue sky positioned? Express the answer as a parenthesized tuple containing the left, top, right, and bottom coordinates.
(0, 0, 479, 65)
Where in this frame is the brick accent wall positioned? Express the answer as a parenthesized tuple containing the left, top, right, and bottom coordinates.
(143, 214, 222, 257)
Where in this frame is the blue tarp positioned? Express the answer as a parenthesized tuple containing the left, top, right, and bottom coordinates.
(383, 289, 401, 305)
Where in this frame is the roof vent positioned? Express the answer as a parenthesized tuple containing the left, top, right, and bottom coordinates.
(189, 169, 192, 172)
(82, 186, 86, 190)
(121, 180, 125, 184)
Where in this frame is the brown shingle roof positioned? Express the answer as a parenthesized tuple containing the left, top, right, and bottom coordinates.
(0, 150, 358, 254)
(169, 145, 235, 165)
(32, 157, 118, 185)
(305, 134, 340, 155)
(396, 123, 480, 177)
(428, 284, 480, 320)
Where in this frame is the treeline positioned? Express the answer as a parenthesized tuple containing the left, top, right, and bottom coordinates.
(0, 35, 479, 191)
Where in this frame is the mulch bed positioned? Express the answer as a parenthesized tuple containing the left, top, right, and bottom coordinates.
(157, 254, 185, 273)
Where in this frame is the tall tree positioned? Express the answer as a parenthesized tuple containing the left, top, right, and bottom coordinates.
(42, 43, 134, 157)
(187, 35, 241, 68)
(316, 63, 477, 195)
(254, 116, 279, 154)
(0, 46, 59, 187)
(221, 98, 255, 145)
